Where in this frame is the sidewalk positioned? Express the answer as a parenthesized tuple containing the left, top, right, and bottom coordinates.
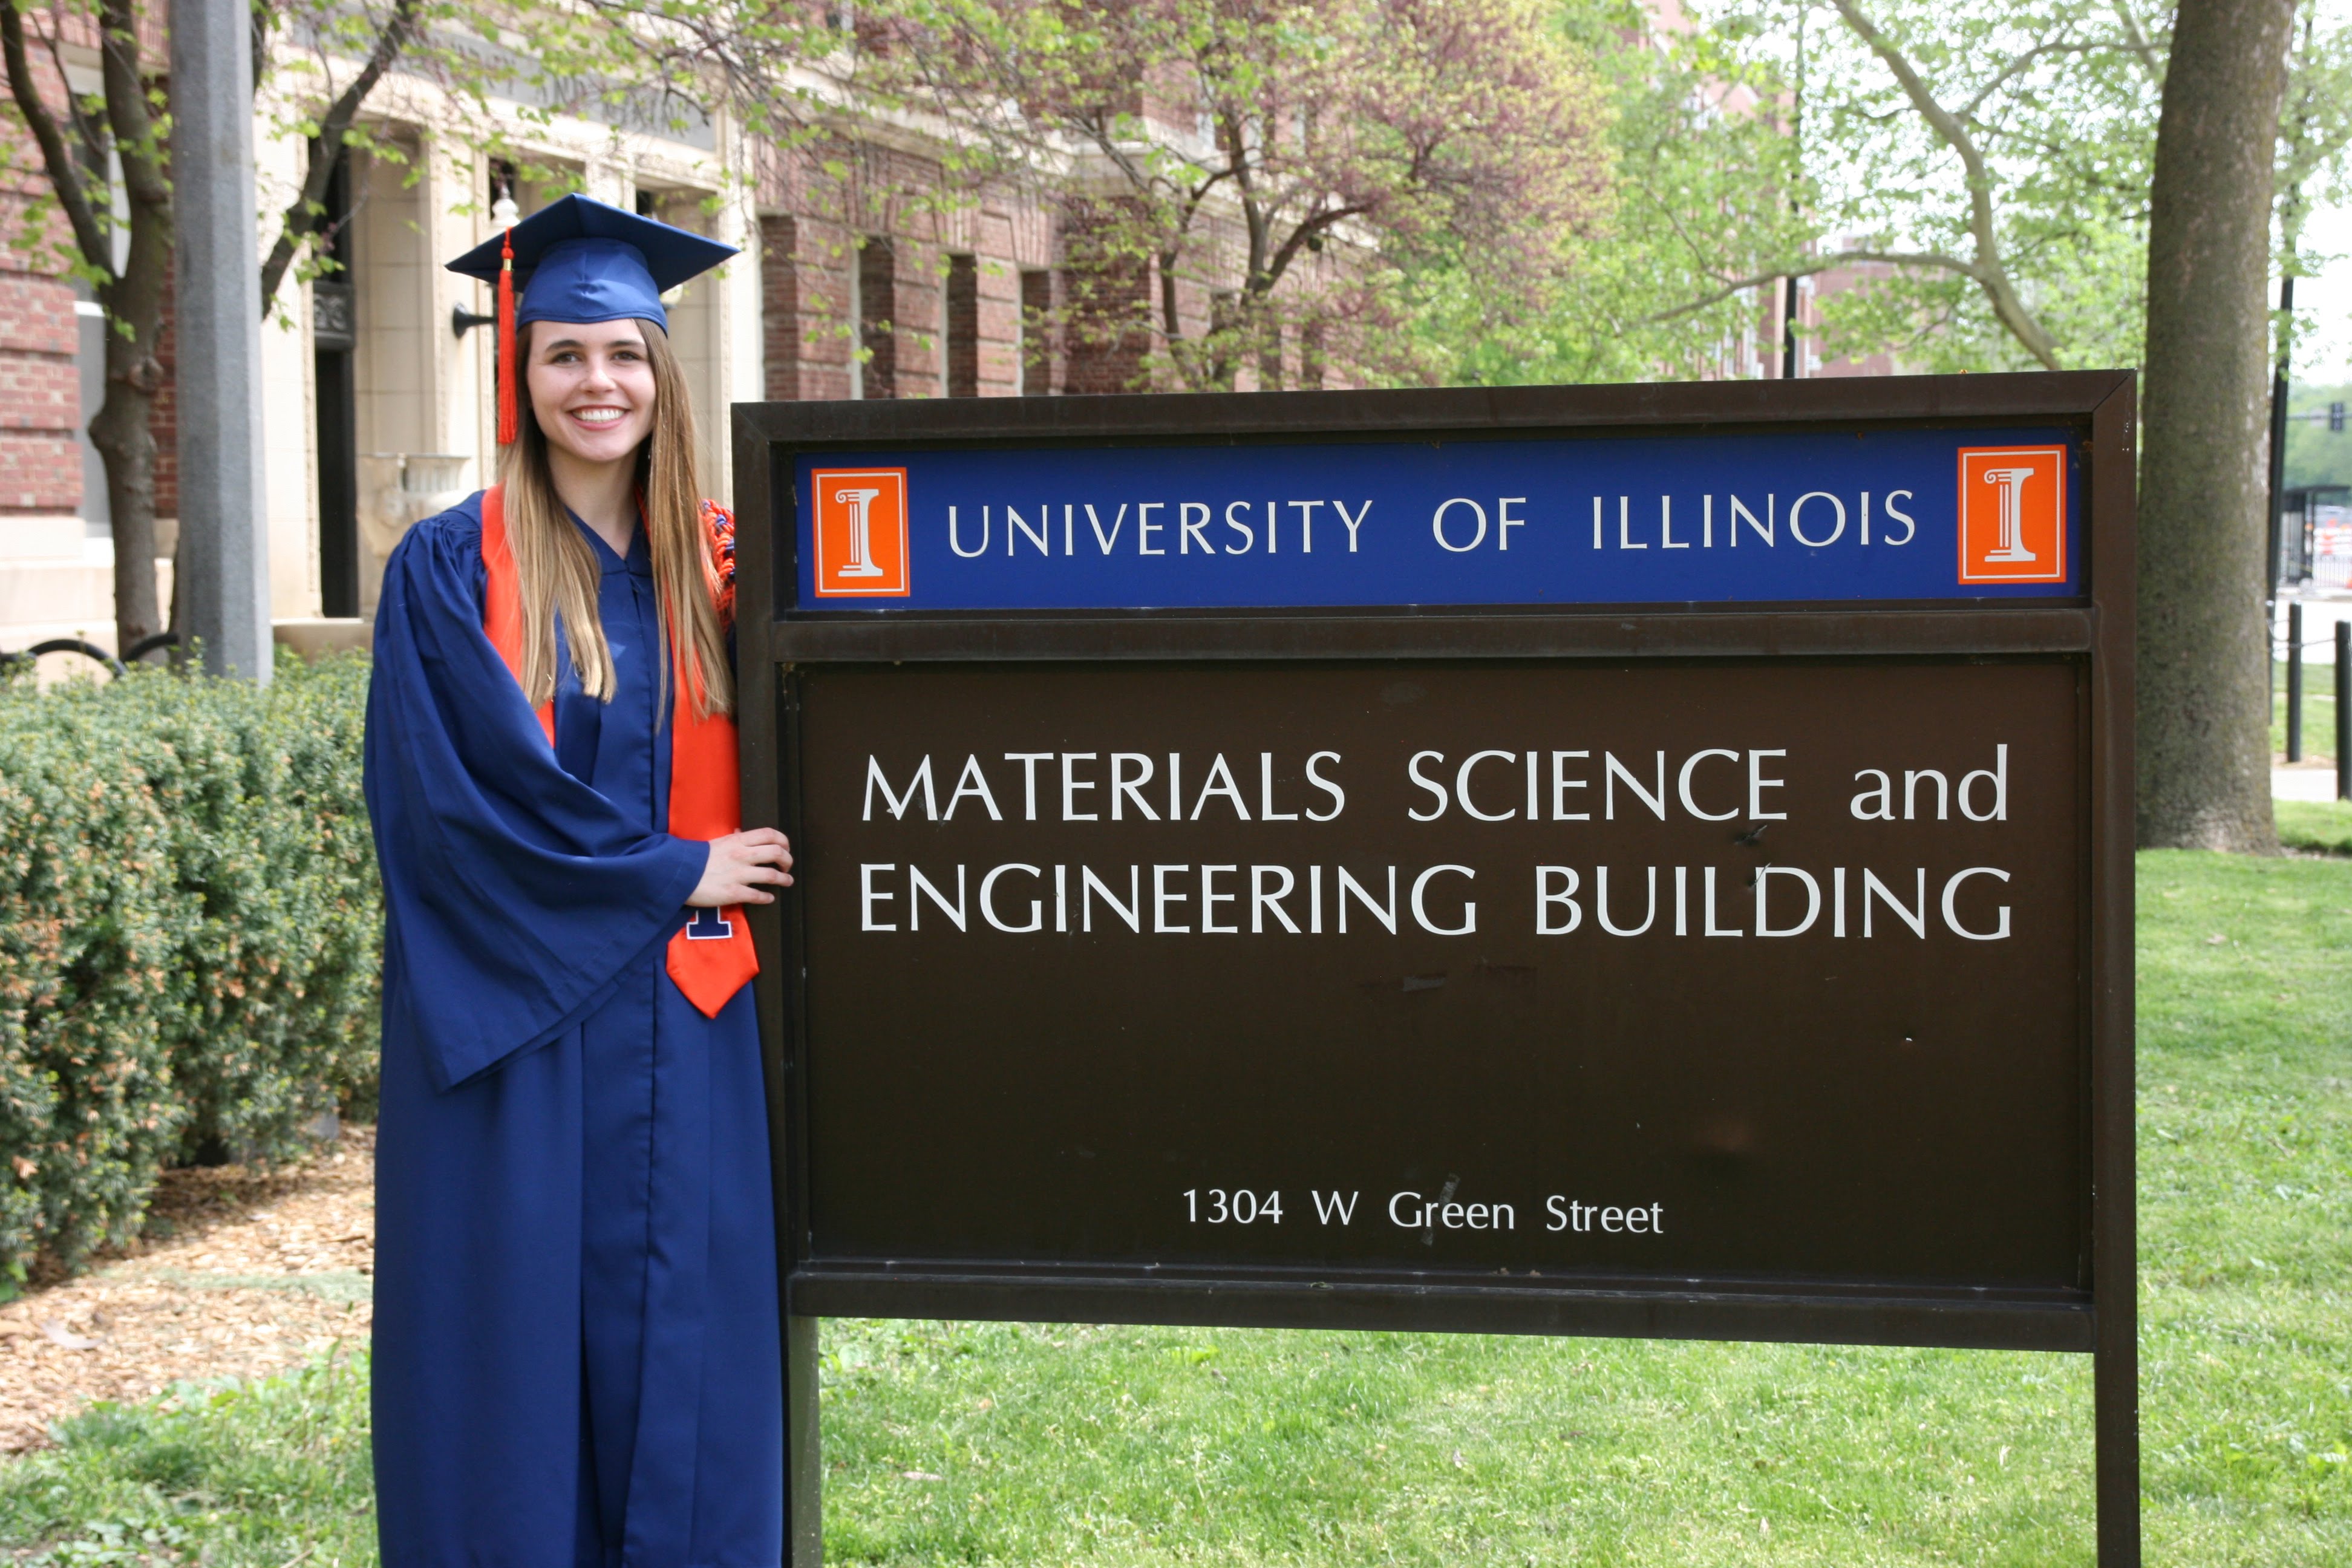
(2275, 764, 2347, 802)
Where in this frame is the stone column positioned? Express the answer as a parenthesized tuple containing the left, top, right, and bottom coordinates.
(171, 0, 272, 682)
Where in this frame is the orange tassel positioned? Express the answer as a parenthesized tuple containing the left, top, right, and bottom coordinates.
(496, 229, 518, 446)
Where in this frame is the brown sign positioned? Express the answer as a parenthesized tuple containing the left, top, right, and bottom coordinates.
(797, 659, 2083, 1289)
(733, 374, 2137, 1565)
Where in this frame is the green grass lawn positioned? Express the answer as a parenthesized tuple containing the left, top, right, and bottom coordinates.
(0, 1352, 374, 1567)
(2273, 656, 2339, 762)
(5, 852, 2348, 1566)
(2278, 799, 2352, 855)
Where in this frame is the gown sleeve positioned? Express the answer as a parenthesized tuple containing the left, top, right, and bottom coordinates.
(364, 501, 710, 1091)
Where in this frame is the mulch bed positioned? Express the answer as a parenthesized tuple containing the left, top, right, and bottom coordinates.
(0, 1128, 376, 1452)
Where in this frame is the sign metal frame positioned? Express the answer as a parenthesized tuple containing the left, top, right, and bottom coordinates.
(733, 371, 2138, 1567)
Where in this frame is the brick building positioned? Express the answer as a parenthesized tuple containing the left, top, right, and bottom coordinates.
(0, 259, 90, 648)
(0, 18, 1564, 655)
(0, 22, 143, 659)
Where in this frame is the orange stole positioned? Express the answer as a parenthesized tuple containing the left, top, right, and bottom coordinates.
(479, 485, 759, 1018)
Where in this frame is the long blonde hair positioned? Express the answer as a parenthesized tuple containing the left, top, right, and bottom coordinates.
(496, 318, 733, 717)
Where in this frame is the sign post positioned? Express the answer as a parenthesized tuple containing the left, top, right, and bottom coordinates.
(734, 373, 2137, 1567)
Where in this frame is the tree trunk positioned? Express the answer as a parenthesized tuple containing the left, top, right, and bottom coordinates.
(91, 226, 172, 656)
(2137, 0, 2296, 851)
(89, 374, 160, 654)
(92, 228, 170, 656)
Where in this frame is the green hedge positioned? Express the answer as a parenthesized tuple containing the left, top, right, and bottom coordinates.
(0, 653, 379, 1285)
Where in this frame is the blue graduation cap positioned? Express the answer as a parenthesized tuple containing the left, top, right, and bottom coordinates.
(446, 194, 738, 443)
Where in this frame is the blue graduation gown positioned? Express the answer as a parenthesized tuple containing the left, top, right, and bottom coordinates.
(365, 494, 782, 1568)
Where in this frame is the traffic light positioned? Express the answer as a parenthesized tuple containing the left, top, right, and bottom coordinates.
(2330, 401, 2345, 432)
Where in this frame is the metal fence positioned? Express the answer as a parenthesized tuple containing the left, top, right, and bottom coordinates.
(2279, 492, 2352, 589)
(2278, 603, 2352, 800)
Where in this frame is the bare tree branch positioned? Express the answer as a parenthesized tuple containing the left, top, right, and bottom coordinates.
(260, 0, 423, 307)
(99, 0, 168, 225)
(1262, 201, 1368, 293)
(1831, 0, 2063, 368)
(2111, 0, 2165, 82)
(1958, 37, 2106, 124)
(1644, 247, 1981, 325)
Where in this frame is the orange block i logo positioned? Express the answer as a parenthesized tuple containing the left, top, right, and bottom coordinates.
(811, 468, 911, 596)
(1956, 446, 2067, 584)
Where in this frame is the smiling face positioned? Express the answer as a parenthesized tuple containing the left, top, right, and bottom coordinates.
(524, 319, 659, 468)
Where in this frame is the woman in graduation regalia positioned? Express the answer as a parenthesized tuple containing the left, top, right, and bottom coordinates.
(364, 195, 794, 1568)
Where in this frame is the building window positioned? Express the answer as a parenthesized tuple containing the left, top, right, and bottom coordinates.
(1258, 320, 1284, 393)
(1019, 269, 1053, 396)
(846, 245, 861, 400)
(857, 237, 896, 399)
(312, 142, 359, 618)
(1209, 290, 1239, 388)
(946, 254, 978, 397)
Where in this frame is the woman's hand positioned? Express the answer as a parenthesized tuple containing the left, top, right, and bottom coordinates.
(690, 828, 794, 907)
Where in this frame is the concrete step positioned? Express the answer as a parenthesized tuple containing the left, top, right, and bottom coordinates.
(0, 547, 175, 673)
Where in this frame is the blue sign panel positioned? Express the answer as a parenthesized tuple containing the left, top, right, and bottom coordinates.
(791, 425, 2083, 611)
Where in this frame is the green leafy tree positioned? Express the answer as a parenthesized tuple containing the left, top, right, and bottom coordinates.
(2268, 8, 2352, 413)
(1791, 0, 2165, 373)
(1411, 1, 1811, 384)
(884, 0, 1613, 389)
(2282, 383, 2352, 489)
(1566, 0, 2347, 380)
(1410, 0, 2175, 383)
